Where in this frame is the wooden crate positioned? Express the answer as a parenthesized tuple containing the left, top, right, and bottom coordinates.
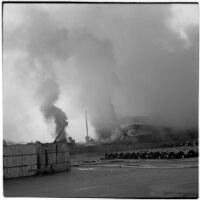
(37, 153, 46, 165)
(4, 165, 38, 178)
(3, 144, 37, 156)
(3, 142, 70, 178)
(56, 152, 65, 163)
(48, 153, 57, 164)
(56, 143, 69, 152)
(4, 154, 37, 168)
(4, 167, 20, 178)
(64, 152, 70, 162)
(22, 154, 37, 166)
(48, 143, 57, 153)
(52, 162, 70, 172)
(21, 165, 37, 177)
(4, 156, 22, 168)
(21, 144, 37, 155)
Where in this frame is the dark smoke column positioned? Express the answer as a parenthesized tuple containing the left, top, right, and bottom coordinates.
(38, 78, 68, 142)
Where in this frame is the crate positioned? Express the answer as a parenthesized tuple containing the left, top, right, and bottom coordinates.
(3, 142, 70, 178)
(3, 144, 37, 156)
(48, 153, 57, 164)
(52, 162, 70, 172)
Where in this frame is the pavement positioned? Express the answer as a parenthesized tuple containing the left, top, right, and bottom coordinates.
(4, 157, 198, 198)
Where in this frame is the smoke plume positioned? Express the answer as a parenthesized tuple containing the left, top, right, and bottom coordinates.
(4, 6, 120, 141)
(3, 4, 198, 143)
(38, 78, 68, 140)
(4, 8, 70, 141)
(66, 31, 120, 140)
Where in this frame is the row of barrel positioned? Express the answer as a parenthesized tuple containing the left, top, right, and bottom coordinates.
(105, 150, 198, 160)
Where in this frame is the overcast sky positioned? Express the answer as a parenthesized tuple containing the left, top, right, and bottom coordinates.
(3, 3, 198, 143)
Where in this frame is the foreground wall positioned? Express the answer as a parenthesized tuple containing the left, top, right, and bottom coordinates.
(37, 143, 70, 172)
(3, 144, 38, 178)
(3, 142, 70, 179)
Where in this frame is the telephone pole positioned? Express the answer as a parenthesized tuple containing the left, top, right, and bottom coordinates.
(85, 111, 89, 138)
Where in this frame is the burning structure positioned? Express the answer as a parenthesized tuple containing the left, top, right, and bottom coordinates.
(91, 116, 198, 144)
(70, 114, 198, 156)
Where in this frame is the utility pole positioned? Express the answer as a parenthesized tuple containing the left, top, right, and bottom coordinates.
(85, 111, 89, 138)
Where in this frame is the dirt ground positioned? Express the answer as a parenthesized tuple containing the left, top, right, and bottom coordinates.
(4, 157, 198, 198)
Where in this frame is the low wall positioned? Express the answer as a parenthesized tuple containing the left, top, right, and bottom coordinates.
(3, 144, 38, 178)
(37, 143, 70, 172)
(3, 142, 70, 179)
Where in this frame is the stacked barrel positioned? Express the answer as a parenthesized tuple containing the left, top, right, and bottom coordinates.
(105, 147, 198, 160)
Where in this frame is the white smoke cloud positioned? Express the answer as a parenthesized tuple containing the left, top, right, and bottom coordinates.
(3, 4, 198, 143)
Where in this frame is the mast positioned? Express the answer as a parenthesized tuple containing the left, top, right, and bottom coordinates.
(85, 111, 89, 137)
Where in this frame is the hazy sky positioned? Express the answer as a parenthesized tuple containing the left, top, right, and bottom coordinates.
(3, 3, 198, 143)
